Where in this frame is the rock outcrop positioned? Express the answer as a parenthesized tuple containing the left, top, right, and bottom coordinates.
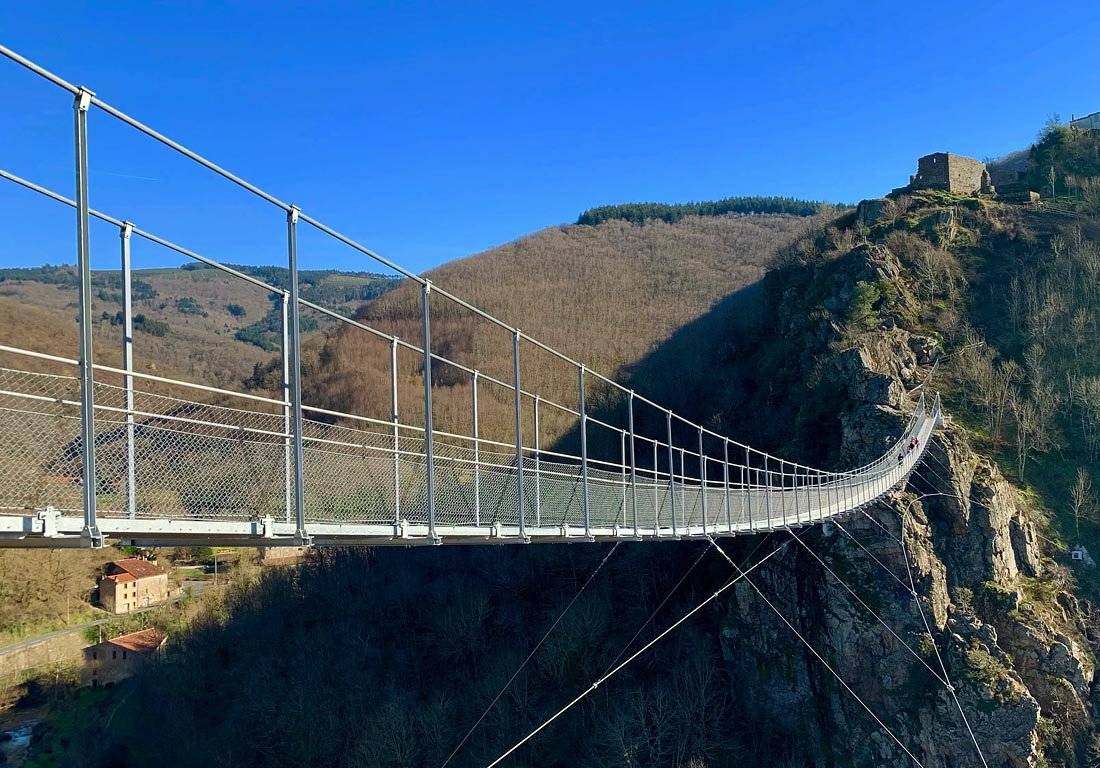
(715, 238, 1096, 766)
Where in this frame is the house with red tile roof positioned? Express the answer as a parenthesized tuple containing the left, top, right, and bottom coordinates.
(99, 558, 169, 614)
(81, 627, 166, 687)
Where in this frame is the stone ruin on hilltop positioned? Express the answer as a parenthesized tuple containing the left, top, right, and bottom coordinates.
(907, 152, 995, 195)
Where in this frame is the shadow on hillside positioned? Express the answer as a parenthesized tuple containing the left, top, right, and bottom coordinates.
(549, 278, 771, 471)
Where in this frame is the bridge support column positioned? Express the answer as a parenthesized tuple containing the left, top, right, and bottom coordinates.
(73, 87, 102, 548)
(286, 205, 310, 546)
(120, 221, 137, 519)
(421, 282, 437, 541)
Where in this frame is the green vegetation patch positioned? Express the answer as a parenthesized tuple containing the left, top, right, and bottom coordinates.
(174, 296, 207, 316)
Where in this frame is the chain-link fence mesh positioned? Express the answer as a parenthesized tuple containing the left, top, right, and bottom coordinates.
(0, 363, 937, 537)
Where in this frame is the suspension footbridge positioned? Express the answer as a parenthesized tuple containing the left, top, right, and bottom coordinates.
(0, 43, 940, 550)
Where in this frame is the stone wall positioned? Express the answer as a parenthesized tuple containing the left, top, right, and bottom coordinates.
(0, 631, 86, 682)
(910, 153, 992, 195)
(1071, 112, 1100, 131)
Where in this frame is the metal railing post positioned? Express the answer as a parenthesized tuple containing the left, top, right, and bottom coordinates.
(723, 438, 732, 534)
(628, 391, 638, 538)
(744, 446, 752, 532)
(578, 366, 590, 537)
(792, 466, 800, 523)
(764, 454, 772, 529)
(652, 440, 659, 534)
(810, 471, 817, 521)
(119, 221, 136, 519)
(73, 87, 101, 547)
(390, 336, 401, 524)
(286, 205, 309, 545)
(534, 395, 541, 527)
(472, 370, 481, 527)
(281, 293, 292, 524)
(667, 411, 677, 536)
(421, 281, 437, 540)
(698, 427, 707, 534)
(512, 330, 526, 539)
(780, 462, 788, 525)
(673, 442, 682, 525)
(619, 431, 627, 529)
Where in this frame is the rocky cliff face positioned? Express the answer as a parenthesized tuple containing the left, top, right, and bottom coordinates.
(714, 229, 1096, 767)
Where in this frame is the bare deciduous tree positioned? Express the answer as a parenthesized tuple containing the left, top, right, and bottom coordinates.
(1072, 468, 1093, 539)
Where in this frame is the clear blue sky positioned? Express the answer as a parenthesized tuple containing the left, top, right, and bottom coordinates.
(1, 1, 1098, 275)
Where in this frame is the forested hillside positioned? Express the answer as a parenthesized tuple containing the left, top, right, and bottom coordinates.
(0, 263, 396, 388)
(300, 213, 818, 446)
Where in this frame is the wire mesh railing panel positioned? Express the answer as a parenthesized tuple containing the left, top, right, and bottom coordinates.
(433, 448, 479, 527)
(478, 461, 518, 526)
(304, 443, 396, 524)
(536, 464, 584, 528)
(132, 423, 286, 520)
(0, 354, 940, 541)
(0, 371, 86, 513)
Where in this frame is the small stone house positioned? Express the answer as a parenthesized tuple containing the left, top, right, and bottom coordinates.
(99, 558, 169, 614)
(81, 627, 166, 687)
(909, 152, 994, 195)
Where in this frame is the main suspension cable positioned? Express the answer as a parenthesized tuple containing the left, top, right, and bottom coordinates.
(601, 540, 715, 675)
(707, 536, 927, 768)
(785, 526, 948, 686)
(833, 456, 992, 768)
(483, 537, 791, 768)
(440, 542, 621, 768)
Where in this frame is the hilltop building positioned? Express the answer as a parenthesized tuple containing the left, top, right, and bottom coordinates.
(1071, 111, 1100, 131)
(99, 558, 169, 614)
(908, 153, 994, 195)
(81, 627, 166, 687)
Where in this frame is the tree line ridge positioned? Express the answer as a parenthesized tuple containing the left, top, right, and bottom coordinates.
(576, 195, 833, 226)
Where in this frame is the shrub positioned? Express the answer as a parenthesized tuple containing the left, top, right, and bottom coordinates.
(133, 314, 169, 337)
(847, 280, 882, 328)
(226, 303, 247, 317)
(175, 297, 207, 316)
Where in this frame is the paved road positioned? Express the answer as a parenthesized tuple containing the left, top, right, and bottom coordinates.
(0, 617, 112, 658)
